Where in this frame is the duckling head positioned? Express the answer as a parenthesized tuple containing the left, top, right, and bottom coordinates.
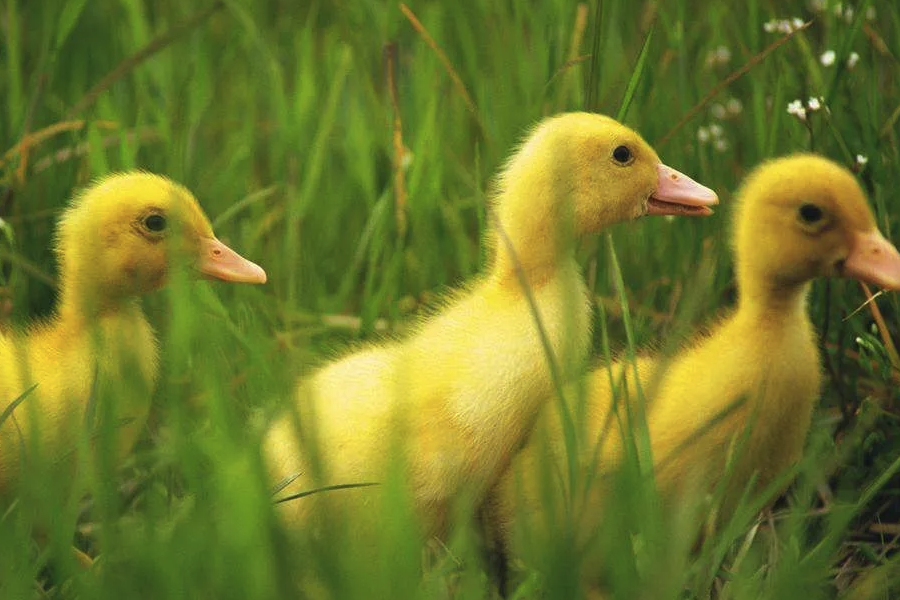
(493, 113, 717, 266)
(56, 172, 266, 316)
(733, 154, 900, 294)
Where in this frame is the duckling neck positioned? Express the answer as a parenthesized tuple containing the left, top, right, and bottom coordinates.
(57, 268, 141, 324)
(488, 186, 576, 289)
(735, 276, 811, 324)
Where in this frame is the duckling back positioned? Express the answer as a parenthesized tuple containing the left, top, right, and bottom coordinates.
(269, 262, 593, 537)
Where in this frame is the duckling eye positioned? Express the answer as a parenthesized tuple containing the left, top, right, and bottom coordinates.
(798, 203, 823, 224)
(612, 145, 633, 165)
(143, 214, 167, 233)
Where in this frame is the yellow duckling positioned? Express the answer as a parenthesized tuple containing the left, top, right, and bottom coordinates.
(264, 112, 718, 539)
(494, 154, 900, 581)
(0, 172, 266, 491)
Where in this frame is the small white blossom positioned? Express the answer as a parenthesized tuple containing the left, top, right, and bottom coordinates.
(715, 45, 731, 63)
(697, 127, 711, 143)
(401, 150, 413, 171)
(831, 3, 855, 23)
(705, 45, 732, 67)
(726, 98, 743, 115)
(0, 217, 6, 228)
(709, 123, 724, 138)
(856, 336, 864, 345)
(820, 50, 836, 66)
(763, 18, 804, 34)
(711, 103, 727, 120)
(856, 154, 868, 166)
(714, 138, 729, 153)
(787, 99, 807, 120)
(847, 52, 860, 69)
(807, 97, 822, 111)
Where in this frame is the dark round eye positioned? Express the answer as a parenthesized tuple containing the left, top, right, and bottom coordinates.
(612, 145, 632, 164)
(144, 214, 167, 232)
(798, 203, 823, 224)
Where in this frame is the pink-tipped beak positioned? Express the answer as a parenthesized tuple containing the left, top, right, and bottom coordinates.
(647, 164, 719, 217)
(841, 229, 900, 290)
(199, 237, 267, 284)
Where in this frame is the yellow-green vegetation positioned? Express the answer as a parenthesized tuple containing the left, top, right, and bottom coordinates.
(1, 1, 900, 599)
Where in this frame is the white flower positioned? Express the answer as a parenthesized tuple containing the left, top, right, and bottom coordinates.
(711, 103, 727, 120)
(709, 123, 724, 138)
(787, 99, 807, 120)
(856, 336, 864, 345)
(714, 138, 729, 153)
(697, 127, 711, 143)
(820, 50, 836, 66)
(0, 217, 5, 228)
(705, 45, 732, 67)
(715, 46, 731, 63)
(831, 2, 855, 23)
(726, 98, 743, 115)
(856, 154, 869, 166)
(847, 52, 860, 69)
(400, 147, 414, 171)
(763, 18, 803, 34)
(807, 97, 821, 111)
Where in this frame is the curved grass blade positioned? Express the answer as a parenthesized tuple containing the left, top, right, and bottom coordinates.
(615, 22, 655, 123)
(0, 383, 38, 430)
(274, 481, 380, 504)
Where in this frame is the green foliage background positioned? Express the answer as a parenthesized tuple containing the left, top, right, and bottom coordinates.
(2, 0, 900, 598)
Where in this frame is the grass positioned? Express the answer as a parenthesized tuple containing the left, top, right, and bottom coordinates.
(2, 0, 900, 598)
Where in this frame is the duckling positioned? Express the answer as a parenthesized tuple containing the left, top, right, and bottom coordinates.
(0, 172, 266, 491)
(264, 112, 718, 539)
(493, 153, 900, 581)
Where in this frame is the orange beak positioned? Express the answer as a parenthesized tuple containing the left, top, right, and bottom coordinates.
(841, 229, 900, 290)
(647, 164, 719, 217)
(198, 237, 267, 284)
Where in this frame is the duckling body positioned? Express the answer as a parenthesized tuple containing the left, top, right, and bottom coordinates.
(265, 112, 717, 537)
(0, 303, 157, 484)
(0, 172, 266, 491)
(494, 154, 900, 579)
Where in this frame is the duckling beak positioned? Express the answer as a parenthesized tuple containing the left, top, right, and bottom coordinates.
(841, 229, 900, 291)
(647, 164, 719, 217)
(198, 237, 267, 284)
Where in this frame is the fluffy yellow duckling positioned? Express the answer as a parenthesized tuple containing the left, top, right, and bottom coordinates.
(0, 172, 266, 490)
(264, 112, 718, 539)
(494, 153, 900, 579)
